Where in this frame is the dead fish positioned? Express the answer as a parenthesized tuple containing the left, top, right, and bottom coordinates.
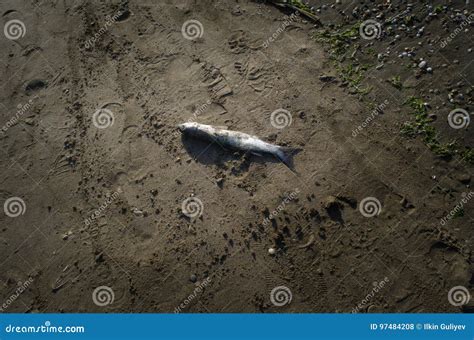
(178, 122, 301, 168)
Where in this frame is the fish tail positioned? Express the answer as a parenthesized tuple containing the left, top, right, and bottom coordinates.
(275, 146, 302, 170)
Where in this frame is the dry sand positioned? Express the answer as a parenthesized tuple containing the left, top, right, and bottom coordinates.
(0, 0, 472, 312)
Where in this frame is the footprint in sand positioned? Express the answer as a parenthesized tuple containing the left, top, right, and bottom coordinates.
(234, 56, 275, 98)
(25, 79, 47, 94)
(228, 30, 262, 54)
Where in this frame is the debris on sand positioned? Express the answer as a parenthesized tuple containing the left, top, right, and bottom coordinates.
(269, 0, 321, 25)
(456, 173, 471, 185)
(132, 208, 144, 216)
(297, 234, 315, 249)
(319, 75, 336, 82)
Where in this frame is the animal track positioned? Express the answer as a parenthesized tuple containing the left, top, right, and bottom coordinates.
(228, 30, 251, 54)
(201, 64, 233, 102)
(234, 57, 275, 97)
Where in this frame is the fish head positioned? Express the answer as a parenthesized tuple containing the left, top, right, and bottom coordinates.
(177, 122, 194, 132)
(177, 122, 199, 133)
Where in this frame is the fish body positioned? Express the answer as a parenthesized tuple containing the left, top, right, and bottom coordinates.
(178, 122, 300, 168)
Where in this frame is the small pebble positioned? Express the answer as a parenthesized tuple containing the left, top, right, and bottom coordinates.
(132, 208, 143, 216)
(268, 247, 276, 255)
